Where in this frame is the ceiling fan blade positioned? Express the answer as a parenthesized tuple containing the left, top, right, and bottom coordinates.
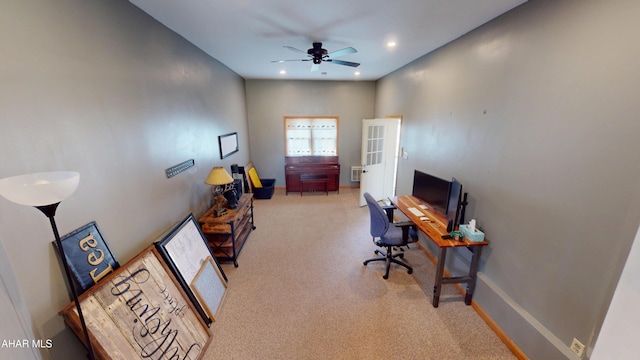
(271, 59, 309, 63)
(329, 59, 360, 68)
(327, 47, 357, 58)
(284, 46, 309, 55)
(310, 63, 320, 72)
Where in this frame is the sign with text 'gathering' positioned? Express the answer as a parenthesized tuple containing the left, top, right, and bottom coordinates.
(59, 246, 210, 359)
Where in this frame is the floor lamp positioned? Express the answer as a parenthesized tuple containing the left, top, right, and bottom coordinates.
(0, 171, 95, 360)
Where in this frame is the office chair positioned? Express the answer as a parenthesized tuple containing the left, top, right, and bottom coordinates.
(363, 192, 417, 279)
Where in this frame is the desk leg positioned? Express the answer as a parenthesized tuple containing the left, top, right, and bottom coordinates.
(464, 246, 483, 305)
(433, 247, 447, 307)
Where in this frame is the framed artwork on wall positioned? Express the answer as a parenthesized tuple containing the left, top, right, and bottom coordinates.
(219, 132, 239, 159)
(155, 214, 227, 326)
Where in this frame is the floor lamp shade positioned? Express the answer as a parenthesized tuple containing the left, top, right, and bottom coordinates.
(0, 171, 80, 206)
(0, 171, 94, 359)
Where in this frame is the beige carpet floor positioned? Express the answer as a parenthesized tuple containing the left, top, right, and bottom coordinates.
(202, 188, 516, 360)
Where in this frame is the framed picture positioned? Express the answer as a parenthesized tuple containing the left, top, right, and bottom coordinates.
(54, 221, 119, 294)
(155, 214, 227, 326)
(59, 245, 211, 359)
(191, 256, 228, 321)
(218, 131, 239, 159)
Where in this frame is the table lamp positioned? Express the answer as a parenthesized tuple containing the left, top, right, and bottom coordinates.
(0, 171, 95, 360)
(204, 166, 236, 215)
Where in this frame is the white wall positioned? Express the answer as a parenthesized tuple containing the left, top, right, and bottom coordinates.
(0, 1, 249, 358)
(376, 0, 640, 358)
(591, 226, 640, 359)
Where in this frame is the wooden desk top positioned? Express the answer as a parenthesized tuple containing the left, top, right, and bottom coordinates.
(389, 195, 488, 248)
(198, 193, 252, 225)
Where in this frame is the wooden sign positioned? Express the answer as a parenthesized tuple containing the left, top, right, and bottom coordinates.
(59, 245, 211, 360)
(54, 221, 119, 294)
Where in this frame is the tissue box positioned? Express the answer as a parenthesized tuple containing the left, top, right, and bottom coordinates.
(459, 224, 485, 242)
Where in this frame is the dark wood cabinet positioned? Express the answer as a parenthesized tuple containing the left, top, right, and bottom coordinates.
(285, 156, 340, 195)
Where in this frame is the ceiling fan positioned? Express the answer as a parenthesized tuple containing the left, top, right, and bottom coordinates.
(272, 42, 360, 72)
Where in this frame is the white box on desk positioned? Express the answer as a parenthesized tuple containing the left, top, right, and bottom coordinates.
(459, 224, 485, 242)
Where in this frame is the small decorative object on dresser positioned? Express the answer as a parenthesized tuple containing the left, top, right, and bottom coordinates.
(205, 166, 237, 213)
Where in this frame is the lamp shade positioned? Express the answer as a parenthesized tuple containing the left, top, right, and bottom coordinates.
(0, 171, 80, 206)
(204, 166, 233, 185)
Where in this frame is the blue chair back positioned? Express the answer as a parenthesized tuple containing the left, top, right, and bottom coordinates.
(364, 192, 390, 238)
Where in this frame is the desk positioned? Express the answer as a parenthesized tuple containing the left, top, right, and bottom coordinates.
(389, 195, 488, 307)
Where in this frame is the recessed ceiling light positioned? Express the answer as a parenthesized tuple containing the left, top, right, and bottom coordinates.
(387, 41, 397, 48)
(355, 71, 360, 76)
(279, 70, 286, 75)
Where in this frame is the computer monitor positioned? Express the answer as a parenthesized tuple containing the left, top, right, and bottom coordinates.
(446, 177, 463, 232)
(411, 170, 450, 214)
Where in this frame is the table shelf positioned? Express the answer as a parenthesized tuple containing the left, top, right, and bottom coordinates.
(198, 193, 255, 267)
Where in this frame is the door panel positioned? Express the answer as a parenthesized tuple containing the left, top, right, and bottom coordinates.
(359, 118, 400, 206)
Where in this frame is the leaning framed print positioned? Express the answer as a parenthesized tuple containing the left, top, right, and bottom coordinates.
(218, 131, 239, 159)
(59, 245, 211, 360)
(53, 221, 120, 294)
(155, 214, 227, 326)
(191, 256, 228, 322)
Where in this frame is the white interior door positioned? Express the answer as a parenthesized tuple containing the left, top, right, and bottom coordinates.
(359, 118, 401, 206)
(0, 238, 40, 360)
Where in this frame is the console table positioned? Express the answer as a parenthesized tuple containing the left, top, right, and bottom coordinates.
(285, 156, 340, 195)
(390, 195, 488, 307)
(198, 193, 255, 267)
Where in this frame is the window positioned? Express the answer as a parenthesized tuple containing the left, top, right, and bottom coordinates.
(284, 116, 338, 156)
(365, 125, 384, 166)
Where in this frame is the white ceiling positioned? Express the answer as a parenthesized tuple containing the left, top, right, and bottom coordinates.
(129, 0, 526, 81)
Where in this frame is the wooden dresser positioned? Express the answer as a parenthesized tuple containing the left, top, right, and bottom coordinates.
(285, 156, 340, 195)
(198, 193, 255, 267)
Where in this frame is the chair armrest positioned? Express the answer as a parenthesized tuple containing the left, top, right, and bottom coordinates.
(393, 221, 414, 228)
(382, 205, 396, 223)
(394, 221, 418, 243)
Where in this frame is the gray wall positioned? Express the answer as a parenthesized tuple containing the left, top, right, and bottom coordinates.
(376, 0, 640, 358)
(3, 0, 640, 359)
(0, 1, 249, 359)
(245, 80, 376, 186)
